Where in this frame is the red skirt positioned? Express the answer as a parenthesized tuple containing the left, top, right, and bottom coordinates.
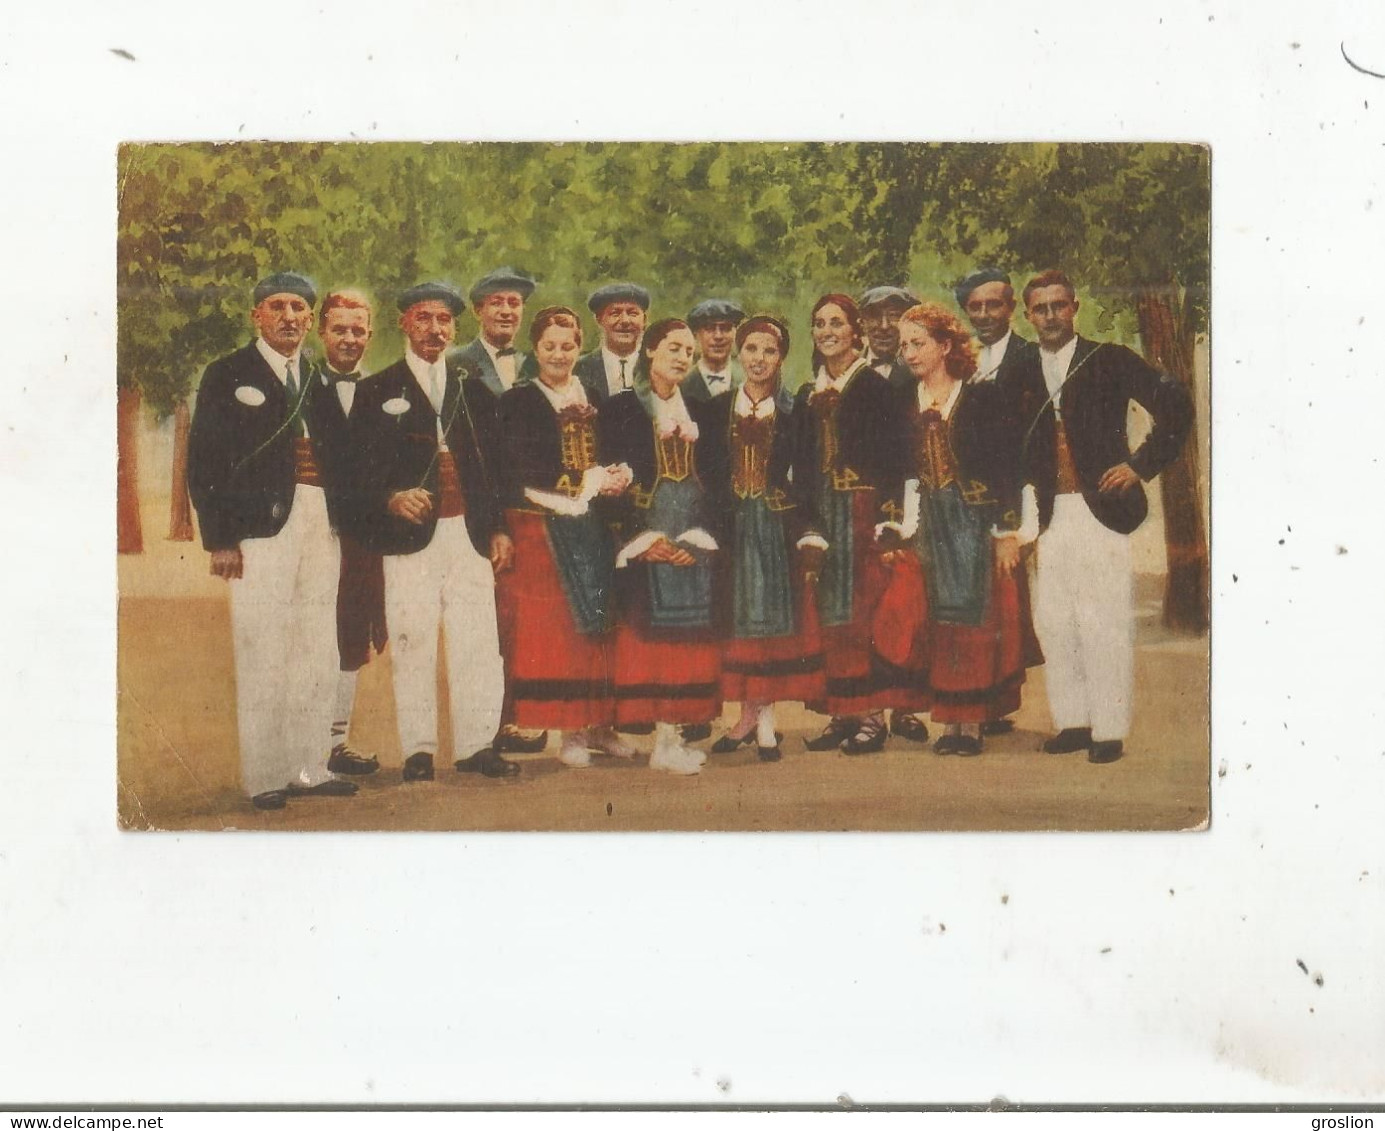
(506, 510, 615, 731)
(613, 622, 721, 726)
(810, 490, 929, 717)
(722, 572, 826, 704)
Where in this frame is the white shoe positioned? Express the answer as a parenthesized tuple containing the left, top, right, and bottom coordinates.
(649, 743, 702, 775)
(559, 732, 593, 768)
(587, 726, 637, 759)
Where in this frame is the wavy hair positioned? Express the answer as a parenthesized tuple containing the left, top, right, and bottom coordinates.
(899, 302, 978, 381)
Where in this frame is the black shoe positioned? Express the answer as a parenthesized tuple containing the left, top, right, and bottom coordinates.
(455, 748, 521, 778)
(804, 717, 858, 751)
(680, 722, 713, 743)
(616, 722, 655, 736)
(757, 744, 782, 762)
(1042, 727, 1093, 754)
(842, 719, 887, 755)
(402, 752, 435, 782)
(934, 733, 961, 755)
(981, 719, 1015, 736)
(891, 712, 930, 743)
(711, 732, 756, 754)
(494, 725, 549, 754)
(286, 779, 359, 798)
(327, 744, 379, 775)
(251, 790, 288, 810)
(1087, 740, 1124, 764)
(952, 735, 983, 757)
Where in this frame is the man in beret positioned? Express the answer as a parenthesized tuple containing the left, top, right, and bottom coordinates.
(859, 285, 919, 393)
(352, 281, 519, 782)
(682, 298, 745, 402)
(574, 282, 650, 404)
(953, 267, 1046, 739)
(1018, 269, 1193, 764)
(452, 266, 548, 756)
(187, 272, 359, 811)
(453, 266, 540, 397)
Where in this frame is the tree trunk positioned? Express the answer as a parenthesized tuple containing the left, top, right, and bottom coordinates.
(168, 399, 194, 541)
(117, 385, 144, 555)
(1135, 285, 1208, 635)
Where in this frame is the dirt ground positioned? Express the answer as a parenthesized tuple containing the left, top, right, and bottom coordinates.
(117, 574, 1209, 833)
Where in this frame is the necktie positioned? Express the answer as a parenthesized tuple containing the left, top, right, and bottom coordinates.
(286, 360, 305, 436)
(618, 357, 629, 390)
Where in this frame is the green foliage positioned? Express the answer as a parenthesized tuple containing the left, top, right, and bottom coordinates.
(117, 141, 1209, 413)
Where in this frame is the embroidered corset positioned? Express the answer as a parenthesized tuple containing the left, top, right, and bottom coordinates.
(554, 405, 600, 497)
(915, 407, 992, 506)
(633, 427, 696, 508)
(730, 413, 774, 501)
(809, 388, 864, 491)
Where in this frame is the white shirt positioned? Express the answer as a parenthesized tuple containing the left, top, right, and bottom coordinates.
(480, 336, 519, 391)
(601, 345, 639, 398)
(1039, 335, 1079, 413)
(975, 331, 1013, 384)
(322, 368, 360, 416)
(812, 356, 869, 396)
(863, 348, 896, 378)
(256, 337, 309, 436)
(700, 367, 734, 396)
(916, 378, 963, 420)
(405, 346, 449, 447)
(733, 386, 776, 420)
(533, 375, 590, 413)
(650, 387, 698, 439)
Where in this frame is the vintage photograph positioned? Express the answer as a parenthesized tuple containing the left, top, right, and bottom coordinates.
(116, 140, 1210, 831)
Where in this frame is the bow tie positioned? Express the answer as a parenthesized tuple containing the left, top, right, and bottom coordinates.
(495, 347, 517, 358)
(327, 370, 357, 385)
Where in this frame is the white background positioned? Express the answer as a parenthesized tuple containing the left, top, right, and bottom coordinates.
(1, 0, 1382, 1108)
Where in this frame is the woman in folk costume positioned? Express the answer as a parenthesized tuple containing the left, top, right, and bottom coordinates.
(797, 293, 922, 754)
(600, 318, 731, 775)
(497, 306, 637, 769)
(876, 302, 1042, 755)
(709, 315, 827, 761)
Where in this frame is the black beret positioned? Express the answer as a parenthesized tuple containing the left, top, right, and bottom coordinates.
(253, 272, 317, 307)
(587, 282, 651, 314)
(469, 266, 537, 305)
(953, 268, 1011, 308)
(397, 281, 465, 315)
(859, 285, 918, 311)
(686, 298, 746, 329)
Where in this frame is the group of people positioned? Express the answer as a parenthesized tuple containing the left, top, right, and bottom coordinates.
(186, 264, 1193, 811)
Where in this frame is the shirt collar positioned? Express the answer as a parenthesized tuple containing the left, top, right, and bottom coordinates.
(256, 337, 302, 381)
(533, 375, 590, 413)
(480, 336, 516, 364)
(734, 385, 776, 419)
(1041, 335, 1079, 373)
(813, 356, 869, 394)
(917, 378, 963, 420)
(405, 345, 445, 387)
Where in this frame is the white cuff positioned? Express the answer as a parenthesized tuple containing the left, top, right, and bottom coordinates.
(1015, 483, 1039, 546)
(875, 478, 920, 541)
(796, 534, 829, 551)
(616, 530, 664, 569)
(524, 487, 589, 517)
(677, 527, 719, 552)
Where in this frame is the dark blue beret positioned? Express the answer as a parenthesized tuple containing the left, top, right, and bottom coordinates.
(253, 272, 317, 307)
(859, 285, 918, 311)
(469, 266, 537, 305)
(953, 268, 1012, 308)
(686, 298, 746, 329)
(397, 281, 465, 315)
(587, 282, 651, 314)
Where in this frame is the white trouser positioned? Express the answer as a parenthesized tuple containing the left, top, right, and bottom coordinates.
(1033, 494, 1134, 742)
(383, 516, 504, 760)
(228, 484, 341, 796)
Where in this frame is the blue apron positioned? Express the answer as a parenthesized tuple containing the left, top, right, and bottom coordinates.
(547, 511, 615, 636)
(732, 497, 794, 638)
(646, 475, 715, 631)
